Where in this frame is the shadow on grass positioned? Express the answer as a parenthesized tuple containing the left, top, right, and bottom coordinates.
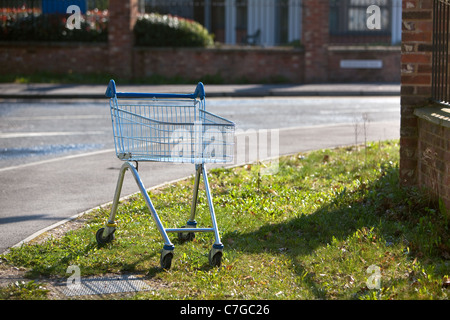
(220, 166, 449, 299)
(6, 163, 448, 299)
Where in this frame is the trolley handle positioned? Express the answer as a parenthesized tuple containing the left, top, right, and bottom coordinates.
(105, 79, 205, 100)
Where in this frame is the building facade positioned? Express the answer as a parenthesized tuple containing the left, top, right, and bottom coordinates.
(0, 0, 402, 83)
(141, 0, 402, 46)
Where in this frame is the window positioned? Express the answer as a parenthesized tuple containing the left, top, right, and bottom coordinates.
(329, 0, 398, 44)
(330, 0, 390, 35)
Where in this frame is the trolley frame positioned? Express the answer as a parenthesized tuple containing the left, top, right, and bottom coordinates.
(96, 80, 234, 269)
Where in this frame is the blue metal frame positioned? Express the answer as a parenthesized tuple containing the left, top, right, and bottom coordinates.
(105, 79, 206, 100)
(101, 79, 229, 268)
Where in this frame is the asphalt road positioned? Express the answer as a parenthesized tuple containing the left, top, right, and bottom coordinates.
(0, 96, 400, 253)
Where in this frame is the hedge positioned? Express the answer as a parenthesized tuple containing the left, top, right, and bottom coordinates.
(0, 10, 213, 46)
(134, 13, 214, 47)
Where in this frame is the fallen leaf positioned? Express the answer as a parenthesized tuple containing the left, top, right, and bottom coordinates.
(347, 275, 355, 285)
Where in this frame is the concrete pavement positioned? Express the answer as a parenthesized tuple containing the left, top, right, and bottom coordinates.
(0, 83, 400, 254)
(0, 82, 400, 99)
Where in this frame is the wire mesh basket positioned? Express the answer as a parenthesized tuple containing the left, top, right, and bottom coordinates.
(107, 83, 235, 164)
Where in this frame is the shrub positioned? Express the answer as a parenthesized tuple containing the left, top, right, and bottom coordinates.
(134, 13, 214, 47)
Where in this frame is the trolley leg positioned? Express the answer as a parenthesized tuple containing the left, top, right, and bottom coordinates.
(177, 164, 202, 243)
(202, 165, 224, 267)
(97, 162, 174, 252)
(126, 162, 174, 250)
(188, 164, 202, 225)
(202, 165, 223, 250)
(99, 161, 129, 241)
(127, 162, 175, 268)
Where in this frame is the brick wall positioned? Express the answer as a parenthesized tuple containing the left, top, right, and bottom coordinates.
(302, 0, 329, 83)
(108, 0, 138, 78)
(417, 118, 450, 211)
(0, 41, 402, 83)
(328, 46, 401, 83)
(400, 0, 433, 186)
(401, 0, 450, 214)
(0, 42, 109, 74)
(133, 47, 305, 83)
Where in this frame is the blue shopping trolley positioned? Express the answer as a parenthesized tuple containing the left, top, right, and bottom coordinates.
(96, 80, 235, 269)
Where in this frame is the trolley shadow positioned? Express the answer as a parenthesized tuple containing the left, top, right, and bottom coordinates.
(219, 166, 444, 298)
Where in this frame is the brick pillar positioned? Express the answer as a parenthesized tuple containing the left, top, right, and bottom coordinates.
(108, 0, 138, 79)
(400, 0, 433, 185)
(302, 0, 329, 83)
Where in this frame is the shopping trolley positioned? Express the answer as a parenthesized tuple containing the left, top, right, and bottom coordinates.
(96, 80, 235, 269)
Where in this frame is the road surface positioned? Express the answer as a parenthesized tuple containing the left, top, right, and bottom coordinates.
(0, 96, 400, 253)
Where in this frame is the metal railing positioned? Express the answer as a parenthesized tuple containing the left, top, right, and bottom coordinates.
(1, 0, 402, 46)
(140, 0, 400, 46)
(329, 0, 401, 45)
(0, 0, 108, 42)
(432, 0, 450, 105)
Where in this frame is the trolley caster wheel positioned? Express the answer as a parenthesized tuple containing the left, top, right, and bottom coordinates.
(208, 248, 223, 267)
(96, 227, 115, 245)
(177, 226, 195, 243)
(160, 250, 174, 270)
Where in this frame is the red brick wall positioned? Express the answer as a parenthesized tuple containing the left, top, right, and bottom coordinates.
(400, 0, 433, 185)
(328, 46, 401, 83)
(133, 47, 305, 83)
(401, 0, 450, 214)
(302, 0, 329, 83)
(108, 0, 138, 78)
(0, 41, 402, 83)
(0, 42, 109, 74)
(0, 42, 402, 84)
(417, 119, 450, 211)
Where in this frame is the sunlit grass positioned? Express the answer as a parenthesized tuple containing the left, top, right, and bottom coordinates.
(1, 140, 449, 300)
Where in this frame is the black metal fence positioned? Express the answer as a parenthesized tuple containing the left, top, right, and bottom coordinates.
(0, 0, 108, 42)
(329, 0, 401, 45)
(140, 0, 400, 46)
(432, 0, 450, 105)
(139, 0, 301, 46)
(0, 0, 400, 46)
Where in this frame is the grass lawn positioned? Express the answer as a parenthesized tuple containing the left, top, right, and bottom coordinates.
(1, 140, 449, 300)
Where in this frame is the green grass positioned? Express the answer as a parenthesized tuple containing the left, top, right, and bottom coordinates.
(1, 140, 449, 300)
